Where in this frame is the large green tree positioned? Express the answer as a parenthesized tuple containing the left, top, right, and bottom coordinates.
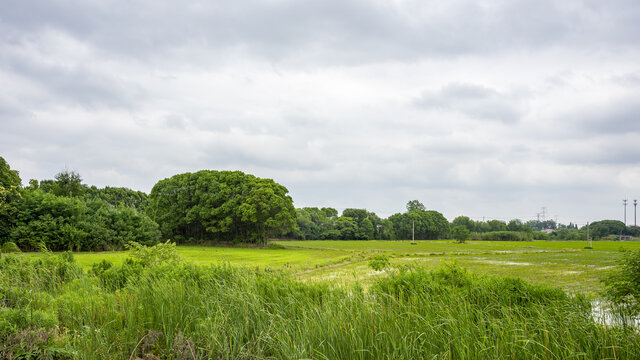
(452, 216, 476, 232)
(0, 156, 22, 242)
(39, 170, 87, 197)
(9, 191, 160, 251)
(292, 207, 339, 240)
(588, 220, 626, 239)
(0, 156, 21, 188)
(147, 170, 296, 244)
(406, 200, 426, 212)
(85, 185, 149, 211)
(389, 201, 450, 240)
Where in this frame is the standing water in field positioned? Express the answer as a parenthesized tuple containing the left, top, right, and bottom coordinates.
(592, 300, 640, 327)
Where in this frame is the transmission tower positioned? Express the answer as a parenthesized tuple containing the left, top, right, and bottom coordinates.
(634, 200, 638, 227)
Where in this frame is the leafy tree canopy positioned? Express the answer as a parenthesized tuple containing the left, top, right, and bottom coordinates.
(406, 200, 426, 212)
(588, 220, 626, 239)
(0, 156, 21, 188)
(147, 170, 296, 245)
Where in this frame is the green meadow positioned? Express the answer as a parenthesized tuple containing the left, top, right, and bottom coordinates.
(22, 239, 640, 295)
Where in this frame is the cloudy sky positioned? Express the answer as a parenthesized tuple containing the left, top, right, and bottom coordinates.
(2, 0, 640, 225)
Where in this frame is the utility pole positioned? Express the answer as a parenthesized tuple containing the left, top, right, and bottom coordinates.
(623, 199, 628, 225)
(634, 200, 638, 227)
(587, 222, 591, 248)
(412, 220, 415, 241)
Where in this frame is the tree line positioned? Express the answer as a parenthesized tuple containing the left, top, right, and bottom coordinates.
(2, 155, 639, 251)
(0, 157, 160, 251)
(288, 201, 450, 241)
(451, 215, 640, 241)
(0, 157, 298, 250)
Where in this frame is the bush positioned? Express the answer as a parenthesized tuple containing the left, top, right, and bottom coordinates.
(0, 241, 20, 253)
(480, 231, 533, 241)
(0, 252, 84, 292)
(603, 249, 640, 321)
(368, 254, 390, 271)
(451, 225, 470, 243)
(9, 191, 160, 251)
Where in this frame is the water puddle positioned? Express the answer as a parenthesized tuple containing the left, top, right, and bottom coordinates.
(592, 300, 640, 327)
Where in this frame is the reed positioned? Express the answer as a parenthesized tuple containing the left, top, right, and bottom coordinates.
(1, 251, 639, 359)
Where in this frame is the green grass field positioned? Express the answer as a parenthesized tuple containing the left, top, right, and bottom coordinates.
(19, 239, 640, 296)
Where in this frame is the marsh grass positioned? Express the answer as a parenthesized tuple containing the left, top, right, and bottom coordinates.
(1, 250, 640, 359)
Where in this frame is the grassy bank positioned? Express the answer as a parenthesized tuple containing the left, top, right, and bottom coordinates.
(16, 240, 639, 295)
(1, 250, 639, 359)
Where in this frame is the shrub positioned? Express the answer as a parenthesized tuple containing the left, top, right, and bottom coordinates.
(0, 241, 20, 253)
(368, 254, 390, 271)
(9, 191, 160, 251)
(126, 240, 181, 267)
(603, 249, 640, 321)
(480, 231, 532, 241)
(451, 225, 470, 243)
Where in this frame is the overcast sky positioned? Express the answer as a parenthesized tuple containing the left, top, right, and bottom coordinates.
(2, 0, 640, 225)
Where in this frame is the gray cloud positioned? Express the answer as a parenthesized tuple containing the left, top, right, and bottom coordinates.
(582, 103, 640, 135)
(550, 95, 640, 137)
(2, 0, 638, 66)
(1, 42, 146, 110)
(2, 0, 640, 225)
(414, 83, 524, 123)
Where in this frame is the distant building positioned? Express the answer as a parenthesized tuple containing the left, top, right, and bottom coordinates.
(615, 235, 633, 241)
(541, 229, 554, 234)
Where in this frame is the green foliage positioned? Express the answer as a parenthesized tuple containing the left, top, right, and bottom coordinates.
(125, 240, 181, 267)
(291, 207, 391, 240)
(507, 219, 526, 231)
(0, 327, 71, 360)
(0, 252, 83, 294)
(405, 200, 426, 212)
(292, 207, 339, 239)
(9, 190, 160, 251)
(486, 219, 508, 232)
(0, 241, 20, 253)
(550, 227, 586, 240)
(603, 249, 640, 321)
(334, 216, 357, 240)
(451, 225, 470, 243)
(526, 219, 558, 231)
(0, 178, 22, 242)
(40, 170, 87, 197)
(85, 185, 149, 211)
(589, 219, 627, 239)
(451, 216, 475, 232)
(1, 164, 160, 252)
(532, 230, 550, 240)
(389, 209, 450, 240)
(359, 217, 374, 239)
(0, 156, 21, 188)
(479, 231, 533, 241)
(148, 170, 296, 244)
(1, 249, 639, 359)
(368, 254, 390, 271)
(371, 264, 576, 308)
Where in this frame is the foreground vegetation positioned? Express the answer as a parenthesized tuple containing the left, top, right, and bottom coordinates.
(2, 244, 639, 359)
(22, 239, 637, 295)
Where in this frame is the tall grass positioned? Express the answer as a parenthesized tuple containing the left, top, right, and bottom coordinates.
(1, 250, 639, 359)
